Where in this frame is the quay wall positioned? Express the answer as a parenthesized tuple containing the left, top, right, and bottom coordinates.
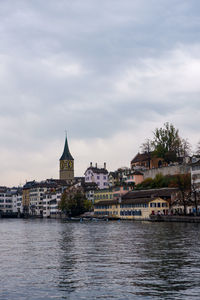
(143, 164, 190, 180)
(151, 215, 200, 223)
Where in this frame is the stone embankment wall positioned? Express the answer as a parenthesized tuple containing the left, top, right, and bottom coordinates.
(151, 215, 200, 223)
(143, 164, 190, 180)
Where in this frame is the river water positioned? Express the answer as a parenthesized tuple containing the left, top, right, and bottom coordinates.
(0, 219, 200, 300)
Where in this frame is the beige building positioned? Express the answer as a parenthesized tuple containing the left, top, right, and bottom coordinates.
(94, 197, 169, 220)
(94, 188, 176, 220)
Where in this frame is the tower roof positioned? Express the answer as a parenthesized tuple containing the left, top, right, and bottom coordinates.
(60, 135, 74, 161)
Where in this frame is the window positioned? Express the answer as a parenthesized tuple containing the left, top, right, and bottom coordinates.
(157, 203, 161, 207)
(97, 176, 100, 180)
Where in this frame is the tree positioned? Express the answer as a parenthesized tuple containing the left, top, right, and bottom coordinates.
(140, 138, 154, 168)
(140, 138, 154, 154)
(171, 173, 191, 216)
(196, 141, 200, 156)
(152, 122, 185, 164)
(180, 138, 191, 158)
(59, 187, 91, 217)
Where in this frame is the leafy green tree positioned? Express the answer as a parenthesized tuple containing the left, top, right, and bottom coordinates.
(152, 122, 190, 163)
(153, 122, 180, 163)
(59, 188, 90, 217)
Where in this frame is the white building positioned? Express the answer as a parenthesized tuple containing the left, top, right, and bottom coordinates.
(84, 163, 108, 189)
(0, 189, 12, 213)
(191, 159, 200, 191)
(43, 191, 62, 218)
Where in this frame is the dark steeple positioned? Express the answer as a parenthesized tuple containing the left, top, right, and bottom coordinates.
(60, 135, 74, 161)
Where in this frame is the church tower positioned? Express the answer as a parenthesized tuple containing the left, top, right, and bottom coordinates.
(59, 134, 74, 183)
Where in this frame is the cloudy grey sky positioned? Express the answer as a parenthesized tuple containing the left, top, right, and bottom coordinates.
(1, 0, 200, 186)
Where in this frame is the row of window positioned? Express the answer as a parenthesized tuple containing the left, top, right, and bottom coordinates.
(96, 202, 168, 209)
(94, 194, 113, 200)
(0, 205, 12, 208)
(95, 210, 142, 216)
(95, 211, 110, 215)
(96, 205, 113, 209)
(0, 199, 12, 203)
(120, 210, 142, 216)
(150, 203, 168, 208)
(120, 203, 148, 208)
(192, 166, 200, 171)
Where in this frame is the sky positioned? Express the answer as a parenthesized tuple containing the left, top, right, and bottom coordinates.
(1, 0, 200, 186)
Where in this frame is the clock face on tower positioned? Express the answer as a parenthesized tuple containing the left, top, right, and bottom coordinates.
(60, 160, 73, 170)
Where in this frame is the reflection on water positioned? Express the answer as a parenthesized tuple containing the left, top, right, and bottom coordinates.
(0, 219, 200, 299)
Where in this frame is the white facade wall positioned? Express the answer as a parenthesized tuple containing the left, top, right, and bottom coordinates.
(85, 169, 108, 189)
(191, 165, 200, 191)
(0, 192, 13, 213)
(29, 187, 47, 216)
(43, 192, 61, 218)
(12, 194, 18, 213)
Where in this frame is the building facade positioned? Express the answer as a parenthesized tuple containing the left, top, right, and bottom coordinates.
(85, 163, 108, 189)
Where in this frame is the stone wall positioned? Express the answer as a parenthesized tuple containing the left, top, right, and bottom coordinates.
(143, 164, 190, 180)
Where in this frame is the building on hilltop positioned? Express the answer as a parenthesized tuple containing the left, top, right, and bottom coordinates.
(131, 152, 166, 170)
(108, 167, 131, 187)
(125, 170, 144, 185)
(59, 134, 74, 183)
(84, 162, 108, 189)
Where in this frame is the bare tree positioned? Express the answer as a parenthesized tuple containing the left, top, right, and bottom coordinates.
(179, 138, 191, 158)
(140, 138, 154, 169)
(171, 174, 191, 215)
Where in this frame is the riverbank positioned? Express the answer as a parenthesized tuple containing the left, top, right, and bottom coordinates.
(150, 215, 200, 223)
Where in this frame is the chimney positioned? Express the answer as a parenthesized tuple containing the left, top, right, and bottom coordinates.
(90, 162, 92, 167)
(104, 162, 106, 169)
(95, 163, 97, 168)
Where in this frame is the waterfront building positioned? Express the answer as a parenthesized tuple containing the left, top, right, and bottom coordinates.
(94, 188, 176, 220)
(84, 162, 108, 189)
(43, 190, 62, 218)
(11, 188, 23, 213)
(59, 135, 74, 183)
(94, 197, 169, 220)
(22, 179, 68, 216)
(0, 187, 13, 213)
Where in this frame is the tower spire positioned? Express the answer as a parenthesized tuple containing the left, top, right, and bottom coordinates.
(60, 134, 74, 161)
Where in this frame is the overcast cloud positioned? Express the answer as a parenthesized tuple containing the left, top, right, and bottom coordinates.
(1, 0, 200, 186)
